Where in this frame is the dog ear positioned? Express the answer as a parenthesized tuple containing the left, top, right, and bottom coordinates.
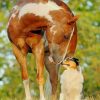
(67, 15, 79, 25)
(72, 58, 79, 66)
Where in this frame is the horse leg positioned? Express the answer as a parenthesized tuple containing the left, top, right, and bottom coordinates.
(32, 39, 45, 100)
(45, 55, 58, 100)
(34, 40, 45, 100)
(12, 43, 32, 100)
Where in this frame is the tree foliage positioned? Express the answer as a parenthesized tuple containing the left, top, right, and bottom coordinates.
(0, 0, 100, 99)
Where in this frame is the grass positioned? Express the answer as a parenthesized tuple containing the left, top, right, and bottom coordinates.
(0, 94, 100, 100)
(83, 94, 100, 100)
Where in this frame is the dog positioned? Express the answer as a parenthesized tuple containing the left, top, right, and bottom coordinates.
(60, 58, 84, 100)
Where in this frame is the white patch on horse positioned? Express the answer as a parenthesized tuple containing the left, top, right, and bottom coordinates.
(18, 1, 62, 22)
(7, 6, 19, 28)
(48, 55, 54, 62)
(50, 24, 56, 34)
(23, 79, 32, 100)
(7, 14, 16, 28)
(13, 5, 18, 10)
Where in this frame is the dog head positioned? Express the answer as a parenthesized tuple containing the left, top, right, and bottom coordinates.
(61, 58, 79, 70)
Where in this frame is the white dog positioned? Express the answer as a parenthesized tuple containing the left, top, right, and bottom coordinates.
(60, 58, 84, 100)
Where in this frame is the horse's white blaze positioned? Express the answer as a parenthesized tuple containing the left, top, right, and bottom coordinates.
(18, 1, 62, 22)
(50, 24, 57, 35)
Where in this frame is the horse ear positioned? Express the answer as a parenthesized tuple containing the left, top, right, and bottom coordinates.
(67, 15, 79, 25)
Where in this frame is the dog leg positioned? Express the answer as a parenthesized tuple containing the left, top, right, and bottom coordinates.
(12, 43, 32, 100)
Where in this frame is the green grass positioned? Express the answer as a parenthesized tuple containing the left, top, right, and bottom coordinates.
(83, 94, 100, 100)
(0, 94, 100, 100)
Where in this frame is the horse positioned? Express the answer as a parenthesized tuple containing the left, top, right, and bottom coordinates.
(7, 0, 78, 100)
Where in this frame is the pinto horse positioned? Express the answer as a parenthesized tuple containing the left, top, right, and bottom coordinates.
(7, 0, 78, 100)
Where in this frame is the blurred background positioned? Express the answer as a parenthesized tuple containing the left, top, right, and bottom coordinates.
(0, 0, 100, 99)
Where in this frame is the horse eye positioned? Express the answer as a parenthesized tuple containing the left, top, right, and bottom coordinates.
(64, 35, 69, 40)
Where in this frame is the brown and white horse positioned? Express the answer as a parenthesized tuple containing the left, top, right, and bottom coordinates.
(7, 0, 78, 100)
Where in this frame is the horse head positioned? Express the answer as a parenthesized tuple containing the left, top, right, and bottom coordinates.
(49, 14, 79, 64)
